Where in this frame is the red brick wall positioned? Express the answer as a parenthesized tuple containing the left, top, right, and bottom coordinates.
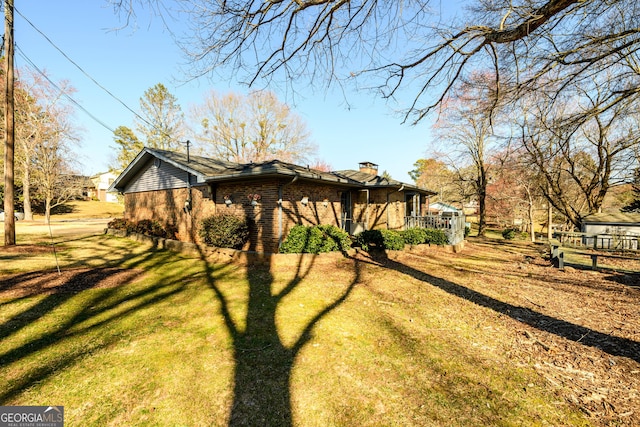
(214, 179, 344, 253)
(124, 185, 216, 242)
(213, 179, 280, 252)
(124, 179, 419, 252)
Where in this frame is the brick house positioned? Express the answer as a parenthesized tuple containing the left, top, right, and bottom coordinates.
(109, 148, 437, 253)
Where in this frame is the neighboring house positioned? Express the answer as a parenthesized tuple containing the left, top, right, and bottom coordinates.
(581, 212, 640, 236)
(428, 202, 463, 215)
(109, 148, 439, 253)
(61, 175, 95, 200)
(90, 172, 119, 203)
(581, 212, 640, 250)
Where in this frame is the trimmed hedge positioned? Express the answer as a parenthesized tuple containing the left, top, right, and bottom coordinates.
(199, 214, 250, 249)
(280, 224, 351, 254)
(380, 229, 405, 250)
(402, 228, 428, 245)
(357, 227, 449, 251)
(356, 229, 405, 251)
(423, 229, 448, 245)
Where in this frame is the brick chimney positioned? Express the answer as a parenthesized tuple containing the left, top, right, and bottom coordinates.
(359, 161, 378, 175)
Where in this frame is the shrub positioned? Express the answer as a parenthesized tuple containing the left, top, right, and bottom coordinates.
(280, 225, 323, 254)
(199, 214, 250, 249)
(380, 229, 405, 250)
(464, 226, 471, 238)
(319, 224, 352, 253)
(402, 228, 427, 245)
(280, 224, 351, 254)
(356, 229, 405, 251)
(355, 230, 384, 251)
(134, 219, 174, 238)
(108, 218, 176, 239)
(502, 228, 516, 240)
(107, 218, 132, 231)
(424, 228, 448, 245)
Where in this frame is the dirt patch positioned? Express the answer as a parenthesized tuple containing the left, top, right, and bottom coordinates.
(0, 267, 144, 299)
(0, 244, 58, 254)
(372, 240, 640, 426)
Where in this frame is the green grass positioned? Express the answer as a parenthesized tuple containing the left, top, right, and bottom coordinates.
(0, 235, 589, 426)
(50, 200, 125, 220)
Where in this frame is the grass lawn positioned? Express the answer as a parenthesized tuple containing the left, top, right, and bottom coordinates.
(2, 232, 637, 426)
(23, 200, 125, 221)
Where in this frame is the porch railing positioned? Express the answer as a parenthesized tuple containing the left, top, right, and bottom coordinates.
(405, 214, 466, 245)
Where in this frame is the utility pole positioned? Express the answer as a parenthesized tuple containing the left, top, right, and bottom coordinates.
(3, 0, 15, 245)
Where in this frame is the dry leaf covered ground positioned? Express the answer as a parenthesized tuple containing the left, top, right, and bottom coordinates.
(369, 239, 640, 425)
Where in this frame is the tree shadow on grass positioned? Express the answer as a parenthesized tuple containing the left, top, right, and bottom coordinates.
(195, 246, 360, 426)
(369, 251, 640, 363)
(0, 239, 195, 404)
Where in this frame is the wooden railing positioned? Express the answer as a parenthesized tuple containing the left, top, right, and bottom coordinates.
(553, 231, 640, 252)
(405, 215, 466, 245)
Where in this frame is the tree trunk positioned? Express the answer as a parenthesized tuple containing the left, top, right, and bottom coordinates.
(3, 0, 16, 245)
(44, 196, 51, 225)
(547, 203, 553, 240)
(23, 162, 33, 221)
(477, 189, 487, 236)
(529, 201, 536, 243)
(477, 168, 488, 237)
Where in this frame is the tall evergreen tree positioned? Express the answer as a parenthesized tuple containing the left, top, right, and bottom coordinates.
(135, 83, 185, 151)
(112, 125, 143, 172)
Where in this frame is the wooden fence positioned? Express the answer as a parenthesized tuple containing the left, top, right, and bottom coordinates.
(553, 231, 640, 252)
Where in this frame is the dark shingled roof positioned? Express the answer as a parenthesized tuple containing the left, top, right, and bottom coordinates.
(110, 147, 437, 195)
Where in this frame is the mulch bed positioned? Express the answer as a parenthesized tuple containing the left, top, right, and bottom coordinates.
(0, 267, 144, 299)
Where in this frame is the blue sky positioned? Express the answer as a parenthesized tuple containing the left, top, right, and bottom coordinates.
(13, 1, 449, 181)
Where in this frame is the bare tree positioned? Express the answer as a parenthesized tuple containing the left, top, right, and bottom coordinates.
(111, 1, 640, 126)
(433, 74, 505, 236)
(22, 76, 82, 224)
(13, 69, 69, 221)
(514, 80, 640, 229)
(487, 149, 547, 241)
(190, 90, 316, 163)
(32, 137, 80, 224)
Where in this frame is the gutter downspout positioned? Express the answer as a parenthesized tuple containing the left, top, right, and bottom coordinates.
(278, 175, 299, 249)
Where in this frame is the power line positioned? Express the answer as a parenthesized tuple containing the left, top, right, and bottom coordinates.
(14, 6, 160, 133)
(16, 43, 116, 133)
